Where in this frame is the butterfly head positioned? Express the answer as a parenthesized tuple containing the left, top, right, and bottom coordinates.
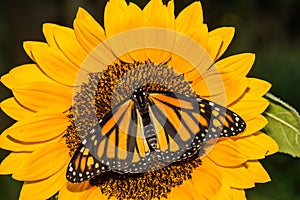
(132, 88, 149, 109)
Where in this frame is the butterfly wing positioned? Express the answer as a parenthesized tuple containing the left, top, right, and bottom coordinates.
(67, 98, 153, 182)
(67, 90, 246, 182)
(81, 99, 152, 173)
(148, 91, 246, 162)
(66, 144, 109, 183)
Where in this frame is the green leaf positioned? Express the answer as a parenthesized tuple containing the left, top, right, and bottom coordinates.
(263, 93, 300, 157)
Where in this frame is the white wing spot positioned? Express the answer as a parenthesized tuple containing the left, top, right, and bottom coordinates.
(82, 139, 87, 144)
(80, 147, 85, 153)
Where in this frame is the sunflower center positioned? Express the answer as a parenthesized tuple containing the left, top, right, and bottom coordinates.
(90, 155, 201, 199)
(65, 61, 203, 199)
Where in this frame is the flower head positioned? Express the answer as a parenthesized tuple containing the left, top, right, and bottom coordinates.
(0, 0, 278, 199)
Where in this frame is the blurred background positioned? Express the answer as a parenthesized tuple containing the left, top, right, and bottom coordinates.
(0, 0, 300, 199)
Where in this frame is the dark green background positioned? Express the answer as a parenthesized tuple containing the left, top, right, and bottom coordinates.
(0, 0, 300, 199)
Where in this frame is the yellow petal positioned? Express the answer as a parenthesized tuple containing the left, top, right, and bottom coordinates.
(121, 3, 148, 62)
(58, 182, 91, 200)
(84, 187, 104, 200)
(143, 0, 164, 16)
(31, 45, 79, 86)
(80, 41, 117, 73)
(210, 179, 232, 200)
(167, 0, 174, 15)
(12, 82, 72, 111)
(221, 166, 255, 189)
(103, 2, 133, 63)
(216, 53, 255, 77)
(23, 41, 48, 61)
(121, 3, 146, 31)
(179, 24, 209, 51)
(247, 78, 271, 96)
(192, 159, 222, 199)
(168, 186, 194, 200)
(1, 74, 17, 89)
(6, 110, 69, 142)
(214, 64, 249, 106)
(208, 27, 235, 60)
(78, 188, 94, 200)
(207, 139, 248, 167)
(145, 6, 175, 64)
(104, 1, 125, 37)
(106, 3, 147, 63)
(105, 4, 175, 63)
(255, 132, 279, 155)
(169, 54, 195, 75)
(13, 142, 69, 181)
(0, 129, 62, 152)
(229, 93, 269, 121)
(207, 35, 223, 61)
(0, 63, 53, 89)
(19, 165, 66, 200)
(176, 2, 203, 34)
(52, 26, 88, 67)
(0, 98, 35, 121)
(238, 115, 268, 137)
(170, 28, 211, 75)
(246, 161, 270, 183)
(43, 23, 74, 49)
(230, 188, 246, 200)
(0, 152, 30, 175)
(193, 69, 249, 105)
(178, 181, 203, 199)
(74, 8, 106, 52)
(109, 0, 127, 10)
(234, 135, 269, 160)
(74, 21, 102, 53)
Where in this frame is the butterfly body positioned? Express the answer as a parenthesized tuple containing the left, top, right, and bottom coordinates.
(132, 88, 157, 151)
(67, 89, 246, 183)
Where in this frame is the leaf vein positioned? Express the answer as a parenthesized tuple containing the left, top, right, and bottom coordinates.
(279, 123, 293, 149)
(264, 112, 300, 136)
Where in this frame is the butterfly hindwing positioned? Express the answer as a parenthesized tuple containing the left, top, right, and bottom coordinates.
(66, 144, 109, 183)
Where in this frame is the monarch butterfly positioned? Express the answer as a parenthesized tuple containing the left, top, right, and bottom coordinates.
(66, 87, 246, 183)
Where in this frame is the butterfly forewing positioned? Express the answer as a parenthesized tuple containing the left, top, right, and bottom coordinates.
(82, 100, 150, 172)
(147, 92, 246, 161)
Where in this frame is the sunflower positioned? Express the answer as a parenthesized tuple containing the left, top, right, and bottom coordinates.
(0, 0, 278, 199)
